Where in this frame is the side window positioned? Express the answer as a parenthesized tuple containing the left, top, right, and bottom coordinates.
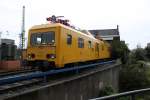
(78, 38, 84, 48)
(95, 43, 99, 51)
(102, 45, 104, 51)
(88, 41, 92, 48)
(67, 34, 72, 45)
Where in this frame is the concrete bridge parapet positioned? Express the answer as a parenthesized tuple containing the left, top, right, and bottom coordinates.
(5, 61, 121, 100)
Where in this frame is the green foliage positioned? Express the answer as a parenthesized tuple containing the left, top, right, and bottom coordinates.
(119, 61, 150, 92)
(119, 44, 150, 94)
(145, 46, 150, 60)
(111, 40, 130, 64)
(134, 47, 147, 61)
(99, 85, 115, 97)
(126, 46, 148, 66)
(118, 97, 130, 100)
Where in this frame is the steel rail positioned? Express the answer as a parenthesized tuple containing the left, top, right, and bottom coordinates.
(0, 69, 37, 77)
(0, 79, 42, 94)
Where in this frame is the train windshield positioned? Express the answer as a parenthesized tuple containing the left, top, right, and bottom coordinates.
(31, 31, 55, 45)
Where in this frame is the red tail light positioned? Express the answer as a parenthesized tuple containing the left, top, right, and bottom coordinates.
(31, 54, 35, 58)
(46, 54, 56, 59)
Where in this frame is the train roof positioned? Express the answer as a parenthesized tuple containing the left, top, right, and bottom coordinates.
(30, 23, 99, 40)
(30, 23, 62, 30)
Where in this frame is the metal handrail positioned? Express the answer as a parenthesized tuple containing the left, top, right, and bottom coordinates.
(90, 88, 150, 100)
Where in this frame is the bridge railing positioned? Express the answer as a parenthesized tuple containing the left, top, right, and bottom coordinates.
(90, 88, 150, 100)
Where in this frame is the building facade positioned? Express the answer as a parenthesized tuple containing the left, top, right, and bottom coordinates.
(0, 39, 17, 60)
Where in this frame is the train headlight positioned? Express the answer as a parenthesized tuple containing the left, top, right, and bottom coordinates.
(28, 54, 35, 59)
(47, 54, 56, 59)
(28, 55, 31, 59)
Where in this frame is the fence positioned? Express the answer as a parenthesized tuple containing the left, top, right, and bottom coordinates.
(90, 88, 150, 100)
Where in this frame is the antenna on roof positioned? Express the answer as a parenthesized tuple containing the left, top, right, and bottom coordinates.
(46, 15, 72, 27)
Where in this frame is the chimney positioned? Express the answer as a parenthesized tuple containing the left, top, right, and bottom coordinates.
(117, 25, 119, 35)
(117, 25, 119, 30)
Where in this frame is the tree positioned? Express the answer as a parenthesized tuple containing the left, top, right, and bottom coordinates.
(119, 46, 150, 92)
(119, 61, 150, 92)
(145, 46, 150, 60)
(111, 40, 130, 64)
(135, 46, 147, 61)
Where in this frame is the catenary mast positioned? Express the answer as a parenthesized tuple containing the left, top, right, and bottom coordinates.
(19, 6, 25, 49)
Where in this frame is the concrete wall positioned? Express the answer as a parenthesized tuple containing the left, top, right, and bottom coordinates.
(7, 63, 120, 100)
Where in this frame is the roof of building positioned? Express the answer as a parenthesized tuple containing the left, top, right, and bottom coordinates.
(89, 29, 119, 36)
(89, 29, 119, 37)
(0, 39, 14, 45)
(89, 25, 120, 37)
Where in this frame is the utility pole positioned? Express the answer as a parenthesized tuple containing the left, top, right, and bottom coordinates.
(0, 31, 2, 60)
(19, 5, 25, 50)
(0, 31, 2, 45)
(19, 6, 25, 66)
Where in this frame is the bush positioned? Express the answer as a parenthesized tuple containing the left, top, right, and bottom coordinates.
(134, 48, 147, 61)
(99, 85, 115, 97)
(119, 61, 150, 92)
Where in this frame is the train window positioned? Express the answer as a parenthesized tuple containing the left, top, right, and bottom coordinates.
(37, 37, 42, 44)
(88, 41, 92, 48)
(78, 38, 84, 48)
(67, 34, 72, 45)
(95, 43, 99, 51)
(42, 32, 55, 44)
(31, 34, 41, 45)
(31, 31, 55, 45)
(102, 44, 104, 51)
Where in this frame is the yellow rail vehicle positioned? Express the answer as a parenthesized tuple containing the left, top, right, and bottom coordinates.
(27, 23, 111, 69)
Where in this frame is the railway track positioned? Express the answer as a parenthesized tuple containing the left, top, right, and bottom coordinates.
(0, 60, 117, 99)
(0, 78, 43, 98)
(0, 68, 38, 78)
(0, 60, 119, 100)
(0, 60, 116, 85)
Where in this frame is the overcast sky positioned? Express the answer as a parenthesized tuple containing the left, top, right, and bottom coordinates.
(0, 0, 150, 49)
